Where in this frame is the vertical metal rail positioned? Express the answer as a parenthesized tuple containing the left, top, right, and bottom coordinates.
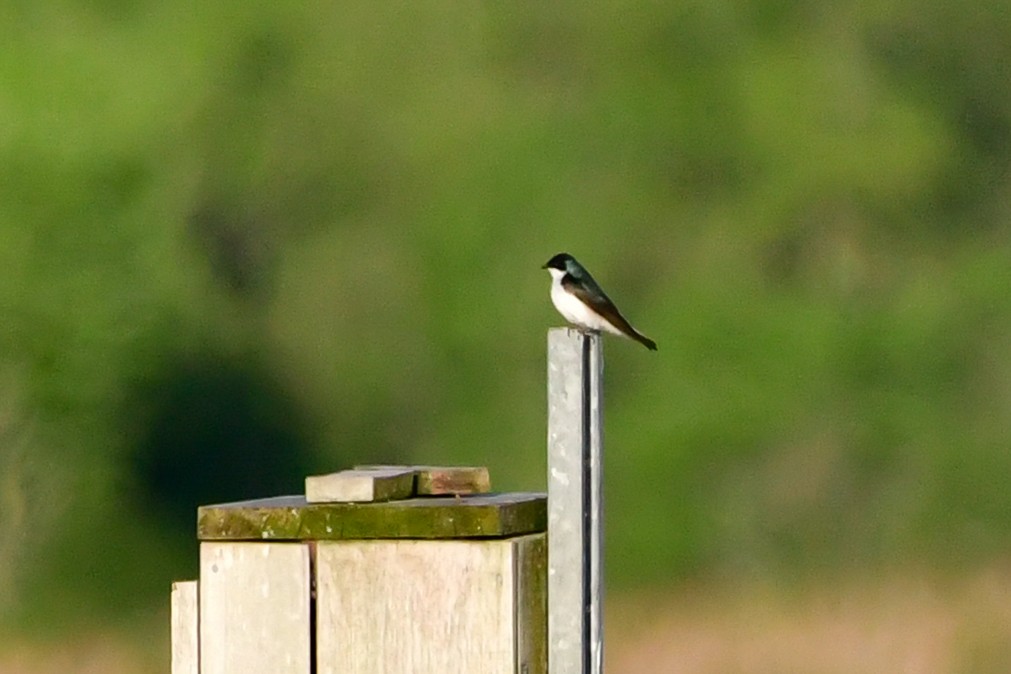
(547, 328, 604, 674)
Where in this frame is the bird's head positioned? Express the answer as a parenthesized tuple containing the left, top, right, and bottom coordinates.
(542, 252, 576, 278)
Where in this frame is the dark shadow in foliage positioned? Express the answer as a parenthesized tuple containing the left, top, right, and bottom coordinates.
(129, 353, 318, 536)
(189, 201, 275, 302)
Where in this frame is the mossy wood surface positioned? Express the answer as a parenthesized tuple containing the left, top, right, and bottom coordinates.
(198, 492, 546, 541)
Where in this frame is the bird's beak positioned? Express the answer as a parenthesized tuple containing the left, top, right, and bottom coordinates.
(541, 262, 549, 269)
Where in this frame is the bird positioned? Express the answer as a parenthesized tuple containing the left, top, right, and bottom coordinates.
(542, 252, 657, 351)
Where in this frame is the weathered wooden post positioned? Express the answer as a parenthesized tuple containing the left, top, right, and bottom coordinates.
(547, 328, 604, 674)
(170, 466, 547, 674)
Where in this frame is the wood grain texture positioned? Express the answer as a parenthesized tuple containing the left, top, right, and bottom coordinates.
(517, 534, 548, 674)
(171, 581, 198, 674)
(198, 492, 546, 541)
(305, 468, 415, 503)
(355, 465, 492, 495)
(199, 542, 310, 674)
(316, 534, 547, 674)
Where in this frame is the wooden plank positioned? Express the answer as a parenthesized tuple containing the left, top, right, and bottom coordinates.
(199, 542, 310, 674)
(415, 465, 490, 495)
(547, 328, 605, 674)
(356, 464, 492, 495)
(517, 534, 548, 674)
(198, 492, 546, 541)
(171, 580, 198, 674)
(316, 535, 545, 674)
(305, 467, 415, 503)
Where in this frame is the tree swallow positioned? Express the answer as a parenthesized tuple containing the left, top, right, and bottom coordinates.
(542, 253, 658, 351)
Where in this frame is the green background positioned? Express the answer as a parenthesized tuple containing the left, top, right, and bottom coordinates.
(2, 0, 1010, 669)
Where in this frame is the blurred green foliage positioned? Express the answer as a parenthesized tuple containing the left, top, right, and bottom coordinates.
(1, 0, 1010, 633)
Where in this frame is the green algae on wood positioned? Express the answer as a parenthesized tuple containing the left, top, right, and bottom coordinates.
(197, 492, 546, 541)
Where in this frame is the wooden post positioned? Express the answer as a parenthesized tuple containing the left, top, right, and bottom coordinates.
(171, 581, 198, 674)
(547, 328, 604, 674)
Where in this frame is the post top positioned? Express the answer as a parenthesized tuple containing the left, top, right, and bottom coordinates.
(197, 492, 547, 541)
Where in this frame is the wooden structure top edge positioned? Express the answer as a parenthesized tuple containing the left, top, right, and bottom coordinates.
(197, 492, 547, 541)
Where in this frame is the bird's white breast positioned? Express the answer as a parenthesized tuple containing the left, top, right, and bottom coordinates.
(549, 270, 623, 336)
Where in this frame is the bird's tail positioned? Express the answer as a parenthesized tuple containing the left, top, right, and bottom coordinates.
(632, 331, 658, 351)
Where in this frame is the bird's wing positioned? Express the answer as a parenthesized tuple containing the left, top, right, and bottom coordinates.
(561, 273, 640, 337)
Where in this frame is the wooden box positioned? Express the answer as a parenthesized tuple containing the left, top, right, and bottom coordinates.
(172, 482, 546, 674)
